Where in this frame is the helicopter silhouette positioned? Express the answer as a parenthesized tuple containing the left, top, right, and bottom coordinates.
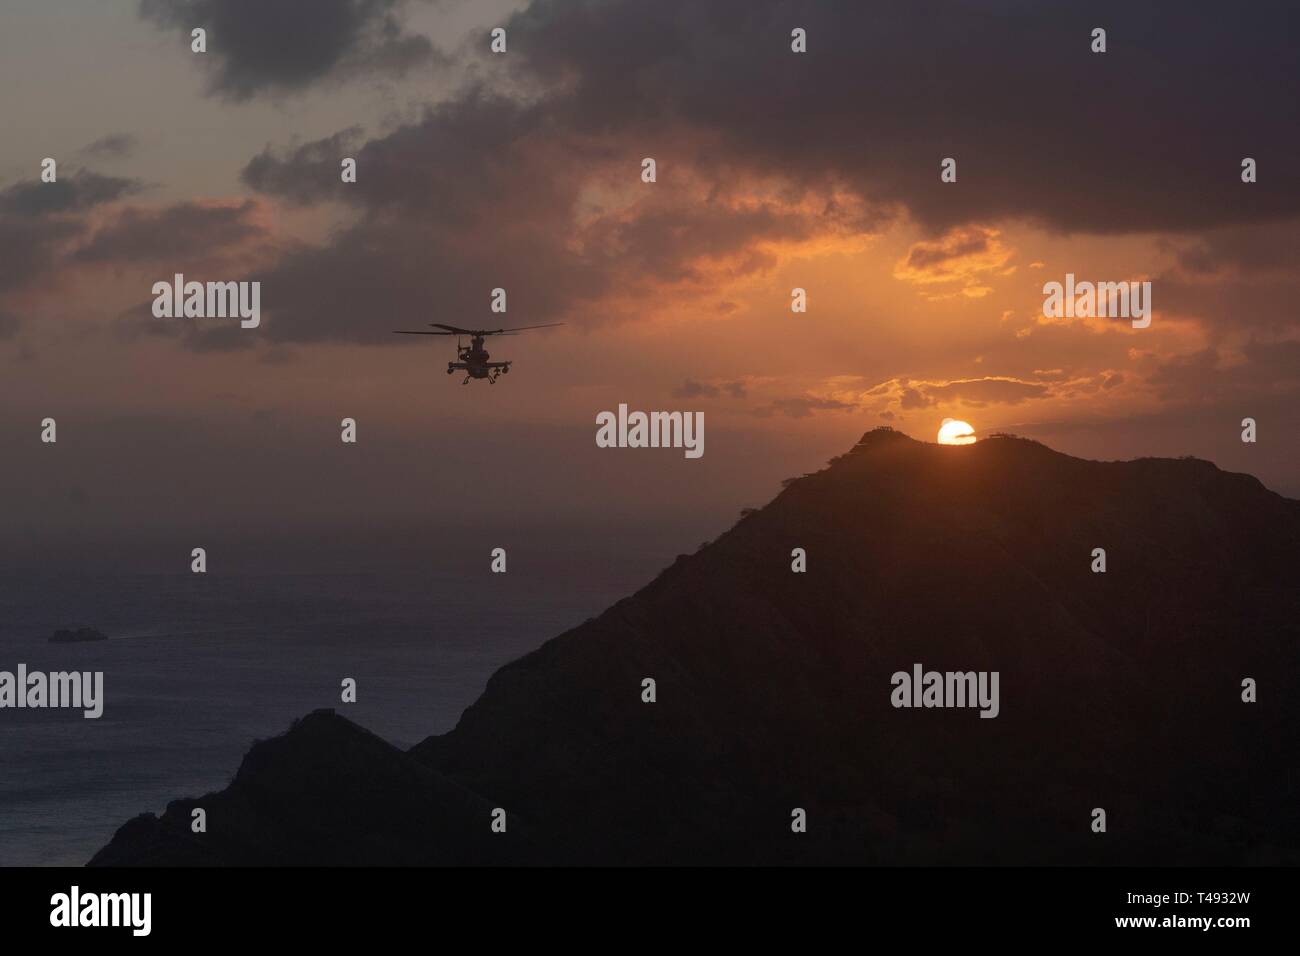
(393, 323, 563, 383)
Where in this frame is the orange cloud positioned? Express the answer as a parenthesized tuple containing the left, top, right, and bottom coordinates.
(893, 226, 1014, 299)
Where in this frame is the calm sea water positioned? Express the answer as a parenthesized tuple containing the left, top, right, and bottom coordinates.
(0, 559, 657, 866)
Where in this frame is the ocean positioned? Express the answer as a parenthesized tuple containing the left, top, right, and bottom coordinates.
(0, 552, 666, 866)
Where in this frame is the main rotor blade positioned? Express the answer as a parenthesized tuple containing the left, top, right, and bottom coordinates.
(426, 322, 565, 336)
(394, 330, 454, 335)
(493, 323, 565, 333)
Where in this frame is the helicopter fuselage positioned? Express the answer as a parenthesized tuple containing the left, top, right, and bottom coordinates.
(447, 335, 511, 382)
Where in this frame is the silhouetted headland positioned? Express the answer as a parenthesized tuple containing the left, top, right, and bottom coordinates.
(90, 428, 1300, 866)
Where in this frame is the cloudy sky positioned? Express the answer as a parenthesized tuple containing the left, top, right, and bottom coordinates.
(1, 0, 1297, 568)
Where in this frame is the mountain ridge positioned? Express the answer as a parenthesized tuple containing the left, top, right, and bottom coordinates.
(91, 428, 1300, 865)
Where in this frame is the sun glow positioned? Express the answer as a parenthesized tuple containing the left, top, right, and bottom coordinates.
(937, 419, 976, 445)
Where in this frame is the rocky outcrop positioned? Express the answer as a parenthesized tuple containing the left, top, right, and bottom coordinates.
(90, 709, 518, 865)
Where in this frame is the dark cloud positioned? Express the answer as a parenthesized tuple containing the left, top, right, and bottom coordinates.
(905, 231, 991, 272)
(1148, 342, 1300, 404)
(1166, 221, 1300, 277)
(894, 225, 1013, 291)
(242, 95, 564, 221)
(673, 379, 747, 399)
(79, 133, 139, 160)
(753, 395, 857, 419)
(1156, 271, 1300, 335)
(224, 0, 1300, 351)
(674, 380, 715, 399)
(0, 218, 81, 293)
(0, 171, 141, 292)
(185, 202, 605, 348)
(226, 89, 867, 346)
(219, 194, 841, 347)
(242, 128, 363, 204)
(139, 0, 438, 100)
(0, 172, 140, 217)
(495, 0, 1300, 235)
(1148, 218, 1300, 346)
(72, 200, 268, 265)
(0, 311, 20, 340)
(899, 386, 928, 410)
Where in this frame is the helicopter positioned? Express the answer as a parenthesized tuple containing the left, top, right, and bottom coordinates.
(392, 322, 563, 383)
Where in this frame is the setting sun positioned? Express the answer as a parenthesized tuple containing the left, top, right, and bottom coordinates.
(937, 419, 976, 445)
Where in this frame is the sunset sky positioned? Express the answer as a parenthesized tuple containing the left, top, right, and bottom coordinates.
(2, 0, 1297, 568)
